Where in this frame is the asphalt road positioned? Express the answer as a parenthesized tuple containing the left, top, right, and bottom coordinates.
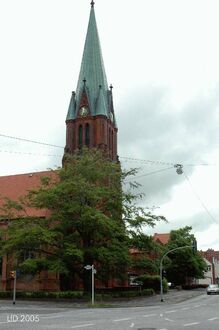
(0, 289, 219, 329)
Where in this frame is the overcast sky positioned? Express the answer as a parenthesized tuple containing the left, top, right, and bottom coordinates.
(1, 0, 219, 250)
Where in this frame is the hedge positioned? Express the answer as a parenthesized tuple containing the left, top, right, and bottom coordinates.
(0, 289, 154, 300)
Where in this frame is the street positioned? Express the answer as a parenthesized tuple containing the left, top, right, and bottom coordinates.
(0, 290, 219, 329)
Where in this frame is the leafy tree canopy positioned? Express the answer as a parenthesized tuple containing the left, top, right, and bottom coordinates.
(0, 148, 165, 290)
(164, 226, 207, 285)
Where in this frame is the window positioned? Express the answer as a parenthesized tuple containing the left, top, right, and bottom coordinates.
(78, 125, 83, 148)
(108, 128, 111, 149)
(111, 130, 113, 156)
(85, 123, 90, 147)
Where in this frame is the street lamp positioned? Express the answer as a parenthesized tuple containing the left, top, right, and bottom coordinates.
(84, 264, 96, 305)
(160, 244, 194, 302)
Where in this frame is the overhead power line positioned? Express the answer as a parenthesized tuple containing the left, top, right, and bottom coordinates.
(0, 133, 64, 149)
(0, 149, 62, 158)
(120, 156, 217, 167)
(120, 156, 175, 166)
(0, 132, 218, 167)
(124, 166, 174, 182)
(183, 170, 219, 225)
(1, 133, 218, 225)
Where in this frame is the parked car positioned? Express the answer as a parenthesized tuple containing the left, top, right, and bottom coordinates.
(206, 284, 219, 295)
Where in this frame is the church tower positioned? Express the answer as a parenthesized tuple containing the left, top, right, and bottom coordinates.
(64, 1, 118, 161)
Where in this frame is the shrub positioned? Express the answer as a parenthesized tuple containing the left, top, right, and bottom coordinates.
(0, 291, 12, 298)
(135, 274, 168, 293)
(141, 288, 155, 296)
(0, 291, 85, 299)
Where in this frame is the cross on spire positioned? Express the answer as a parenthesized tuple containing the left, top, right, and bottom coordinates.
(90, 0, 95, 7)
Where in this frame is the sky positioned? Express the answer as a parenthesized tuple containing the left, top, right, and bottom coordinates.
(0, 0, 219, 250)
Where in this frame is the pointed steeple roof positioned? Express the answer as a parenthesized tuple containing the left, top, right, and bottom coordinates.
(75, 4, 109, 116)
(96, 85, 108, 116)
(66, 91, 76, 120)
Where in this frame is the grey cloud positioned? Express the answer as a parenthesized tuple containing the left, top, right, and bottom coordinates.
(146, 210, 219, 238)
(118, 83, 219, 205)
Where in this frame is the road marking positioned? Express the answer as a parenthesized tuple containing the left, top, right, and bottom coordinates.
(164, 317, 174, 322)
(113, 318, 132, 322)
(181, 307, 189, 310)
(208, 317, 219, 321)
(183, 322, 200, 327)
(42, 315, 67, 319)
(142, 313, 157, 317)
(130, 323, 135, 328)
(71, 324, 95, 329)
(165, 310, 176, 313)
(194, 305, 201, 308)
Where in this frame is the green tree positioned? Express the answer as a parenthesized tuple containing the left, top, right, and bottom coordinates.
(0, 148, 165, 291)
(129, 233, 165, 274)
(164, 226, 207, 286)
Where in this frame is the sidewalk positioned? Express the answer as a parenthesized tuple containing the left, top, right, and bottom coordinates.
(106, 288, 206, 307)
(0, 289, 206, 309)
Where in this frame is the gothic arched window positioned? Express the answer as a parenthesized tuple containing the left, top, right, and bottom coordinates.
(108, 128, 111, 149)
(85, 123, 90, 147)
(111, 130, 113, 156)
(78, 125, 83, 148)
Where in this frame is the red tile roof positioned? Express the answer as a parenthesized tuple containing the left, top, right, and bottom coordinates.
(200, 249, 219, 262)
(0, 171, 57, 218)
(153, 233, 170, 245)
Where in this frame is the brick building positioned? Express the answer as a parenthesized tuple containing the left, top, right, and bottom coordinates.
(0, 2, 119, 291)
(200, 249, 219, 285)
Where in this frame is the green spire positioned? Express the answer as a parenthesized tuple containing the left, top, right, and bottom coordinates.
(66, 91, 76, 120)
(76, 4, 109, 116)
(66, 3, 117, 125)
(96, 85, 108, 116)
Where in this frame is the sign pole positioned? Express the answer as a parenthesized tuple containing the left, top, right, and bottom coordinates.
(13, 270, 17, 305)
(91, 265, 94, 306)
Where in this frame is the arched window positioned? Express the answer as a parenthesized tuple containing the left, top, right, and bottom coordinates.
(108, 128, 111, 149)
(111, 130, 113, 156)
(78, 125, 83, 148)
(85, 123, 90, 147)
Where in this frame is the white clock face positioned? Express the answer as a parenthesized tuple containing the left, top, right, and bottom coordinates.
(79, 106, 89, 117)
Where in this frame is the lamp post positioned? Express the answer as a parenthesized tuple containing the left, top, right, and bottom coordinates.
(84, 264, 96, 305)
(160, 244, 194, 302)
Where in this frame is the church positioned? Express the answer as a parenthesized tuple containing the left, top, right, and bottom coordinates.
(0, 2, 120, 291)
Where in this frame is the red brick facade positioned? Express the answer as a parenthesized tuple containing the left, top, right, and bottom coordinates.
(65, 115, 118, 161)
